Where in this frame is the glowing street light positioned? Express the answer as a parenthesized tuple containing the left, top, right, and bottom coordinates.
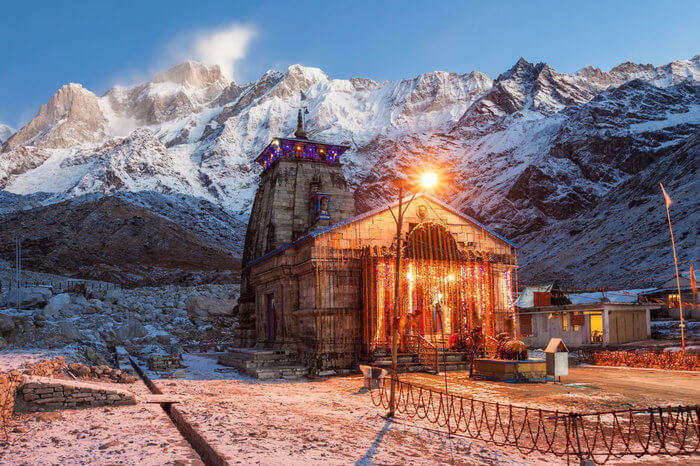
(421, 171, 438, 190)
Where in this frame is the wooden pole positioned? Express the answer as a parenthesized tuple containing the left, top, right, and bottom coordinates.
(388, 184, 403, 418)
(662, 183, 685, 355)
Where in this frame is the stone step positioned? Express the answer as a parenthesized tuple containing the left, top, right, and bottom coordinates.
(252, 365, 309, 380)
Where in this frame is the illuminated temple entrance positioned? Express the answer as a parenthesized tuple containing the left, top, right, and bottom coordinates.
(362, 222, 511, 354)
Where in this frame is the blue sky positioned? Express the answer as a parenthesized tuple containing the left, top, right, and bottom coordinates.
(2, 0, 698, 127)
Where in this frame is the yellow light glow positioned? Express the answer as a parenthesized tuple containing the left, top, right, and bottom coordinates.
(447, 273, 455, 282)
(421, 172, 438, 190)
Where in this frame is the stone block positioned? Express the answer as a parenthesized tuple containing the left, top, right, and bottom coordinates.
(35, 396, 62, 404)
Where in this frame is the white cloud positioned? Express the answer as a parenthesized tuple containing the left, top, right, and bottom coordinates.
(175, 24, 256, 80)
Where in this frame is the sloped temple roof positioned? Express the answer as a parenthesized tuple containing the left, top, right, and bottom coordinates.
(249, 193, 516, 267)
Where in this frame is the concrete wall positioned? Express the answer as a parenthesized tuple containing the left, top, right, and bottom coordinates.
(524, 312, 598, 348)
(522, 305, 653, 349)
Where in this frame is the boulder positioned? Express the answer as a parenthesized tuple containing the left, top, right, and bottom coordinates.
(83, 298, 104, 314)
(0, 314, 16, 333)
(114, 321, 147, 342)
(186, 297, 237, 323)
(57, 320, 83, 341)
(45, 293, 71, 315)
(104, 289, 122, 305)
(70, 295, 91, 312)
(84, 346, 109, 365)
(0, 286, 52, 309)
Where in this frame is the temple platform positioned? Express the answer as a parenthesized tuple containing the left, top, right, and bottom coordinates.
(371, 350, 472, 373)
(470, 358, 547, 382)
(217, 348, 309, 380)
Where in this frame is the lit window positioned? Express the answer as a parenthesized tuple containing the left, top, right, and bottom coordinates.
(668, 294, 681, 308)
(562, 313, 568, 331)
(589, 313, 603, 343)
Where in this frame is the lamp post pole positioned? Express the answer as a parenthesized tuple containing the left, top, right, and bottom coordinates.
(388, 183, 403, 418)
(386, 172, 437, 418)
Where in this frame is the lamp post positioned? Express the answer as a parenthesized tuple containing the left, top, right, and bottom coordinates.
(388, 172, 437, 418)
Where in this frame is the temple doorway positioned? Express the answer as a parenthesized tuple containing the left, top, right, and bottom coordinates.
(265, 294, 277, 340)
(363, 222, 499, 353)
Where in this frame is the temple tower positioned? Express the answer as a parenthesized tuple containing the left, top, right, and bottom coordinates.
(237, 111, 356, 337)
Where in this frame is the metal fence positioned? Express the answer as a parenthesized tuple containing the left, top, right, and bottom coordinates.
(369, 374, 698, 464)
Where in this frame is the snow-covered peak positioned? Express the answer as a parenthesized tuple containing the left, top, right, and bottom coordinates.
(152, 61, 229, 88)
(101, 61, 230, 127)
(0, 123, 13, 143)
(4, 82, 107, 149)
(576, 55, 699, 89)
(285, 64, 329, 83)
(496, 58, 549, 83)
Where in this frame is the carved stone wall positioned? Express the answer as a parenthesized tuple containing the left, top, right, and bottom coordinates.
(239, 156, 356, 332)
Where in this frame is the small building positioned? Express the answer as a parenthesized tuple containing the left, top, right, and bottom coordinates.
(518, 302, 661, 348)
(236, 113, 518, 372)
(638, 272, 699, 319)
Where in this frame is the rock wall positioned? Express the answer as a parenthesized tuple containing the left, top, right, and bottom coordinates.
(18, 376, 136, 411)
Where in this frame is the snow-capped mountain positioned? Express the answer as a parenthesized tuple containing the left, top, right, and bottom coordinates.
(0, 56, 697, 287)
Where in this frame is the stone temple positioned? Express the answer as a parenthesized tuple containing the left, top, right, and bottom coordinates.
(232, 112, 518, 376)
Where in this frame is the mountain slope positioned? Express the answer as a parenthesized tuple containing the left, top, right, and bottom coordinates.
(0, 56, 697, 287)
(0, 191, 242, 286)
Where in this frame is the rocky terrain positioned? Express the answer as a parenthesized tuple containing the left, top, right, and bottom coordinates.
(0, 56, 697, 287)
(0, 260, 240, 373)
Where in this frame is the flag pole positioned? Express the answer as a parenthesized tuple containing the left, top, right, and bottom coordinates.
(660, 183, 685, 356)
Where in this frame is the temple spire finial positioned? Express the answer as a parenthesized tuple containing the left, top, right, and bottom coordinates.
(294, 108, 308, 139)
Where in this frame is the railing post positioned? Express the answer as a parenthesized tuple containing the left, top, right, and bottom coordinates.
(570, 413, 593, 466)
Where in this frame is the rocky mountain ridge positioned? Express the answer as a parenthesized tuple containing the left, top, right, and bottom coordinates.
(0, 55, 697, 287)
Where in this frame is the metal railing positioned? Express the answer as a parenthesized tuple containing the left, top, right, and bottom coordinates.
(369, 372, 698, 464)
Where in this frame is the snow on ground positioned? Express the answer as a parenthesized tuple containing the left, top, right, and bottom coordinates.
(151, 364, 698, 465)
(3, 356, 697, 464)
(2, 379, 201, 465)
(161, 375, 533, 465)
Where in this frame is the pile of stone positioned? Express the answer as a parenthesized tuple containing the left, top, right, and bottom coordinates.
(23, 356, 67, 378)
(0, 280, 240, 364)
(0, 369, 25, 427)
(146, 353, 183, 373)
(66, 363, 136, 384)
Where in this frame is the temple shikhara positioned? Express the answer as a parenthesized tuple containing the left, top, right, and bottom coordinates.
(237, 112, 518, 372)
